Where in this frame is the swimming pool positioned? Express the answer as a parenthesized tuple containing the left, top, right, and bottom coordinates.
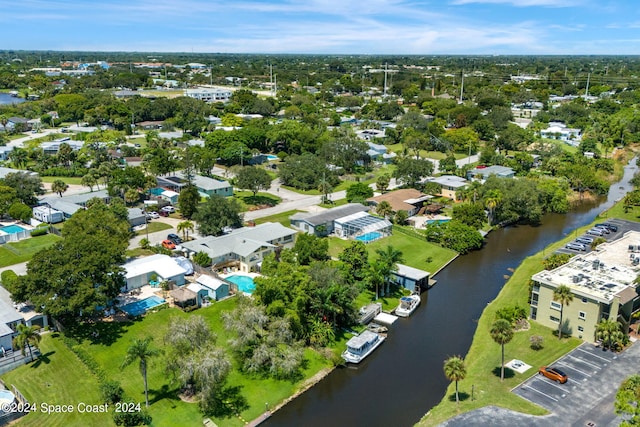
(0, 224, 27, 234)
(355, 231, 383, 243)
(426, 219, 451, 225)
(265, 154, 279, 161)
(121, 295, 166, 316)
(226, 275, 256, 294)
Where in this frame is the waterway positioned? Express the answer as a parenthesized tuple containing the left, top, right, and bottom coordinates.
(267, 157, 638, 427)
(0, 93, 25, 105)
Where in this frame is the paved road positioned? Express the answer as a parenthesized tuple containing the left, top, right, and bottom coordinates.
(441, 340, 640, 426)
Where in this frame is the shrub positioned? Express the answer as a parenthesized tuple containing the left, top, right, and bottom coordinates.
(193, 251, 212, 267)
(30, 227, 49, 237)
(100, 380, 124, 404)
(0, 270, 18, 290)
(112, 405, 152, 426)
(530, 335, 544, 350)
(495, 305, 527, 325)
(139, 238, 150, 249)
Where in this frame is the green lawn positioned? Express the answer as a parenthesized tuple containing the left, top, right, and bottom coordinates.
(234, 191, 281, 210)
(135, 221, 172, 236)
(0, 234, 61, 268)
(328, 231, 457, 276)
(2, 334, 113, 427)
(319, 198, 348, 208)
(252, 210, 302, 227)
(418, 214, 621, 425)
(386, 143, 468, 160)
(41, 176, 83, 186)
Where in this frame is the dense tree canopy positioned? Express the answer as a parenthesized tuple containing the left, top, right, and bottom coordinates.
(193, 195, 243, 236)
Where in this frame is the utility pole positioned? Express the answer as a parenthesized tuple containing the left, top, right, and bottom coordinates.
(383, 63, 388, 97)
(459, 70, 464, 104)
(585, 72, 591, 97)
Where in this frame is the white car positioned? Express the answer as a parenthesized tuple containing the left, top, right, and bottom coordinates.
(147, 211, 160, 219)
(160, 206, 176, 213)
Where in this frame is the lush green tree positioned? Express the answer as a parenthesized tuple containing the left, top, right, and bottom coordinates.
(338, 241, 369, 283)
(374, 245, 403, 296)
(177, 184, 200, 218)
(2, 172, 45, 206)
(278, 153, 335, 191)
(8, 147, 28, 169)
(376, 201, 393, 219)
(543, 253, 571, 270)
(193, 195, 243, 236)
(483, 189, 502, 226)
(490, 318, 514, 381)
(294, 233, 329, 265)
(346, 182, 373, 204)
(424, 220, 484, 254)
(8, 202, 32, 223)
(121, 337, 163, 408)
(393, 158, 434, 188)
(444, 356, 467, 405)
(376, 174, 391, 193)
(12, 201, 129, 320)
(236, 166, 272, 198)
(452, 203, 486, 229)
(439, 153, 458, 174)
(12, 324, 41, 362)
(108, 166, 148, 198)
(595, 319, 624, 351)
(615, 374, 640, 426)
(177, 220, 195, 241)
(319, 138, 369, 173)
(81, 172, 98, 192)
(124, 188, 139, 207)
(193, 251, 212, 267)
(395, 210, 408, 225)
(553, 284, 573, 340)
(0, 185, 17, 216)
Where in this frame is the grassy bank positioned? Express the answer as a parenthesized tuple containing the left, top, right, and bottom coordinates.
(419, 202, 635, 425)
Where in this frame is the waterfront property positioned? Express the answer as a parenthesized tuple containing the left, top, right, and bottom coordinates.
(392, 264, 430, 293)
(466, 165, 515, 182)
(367, 188, 432, 218)
(181, 222, 297, 273)
(425, 175, 469, 202)
(395, 294, 421, 318)
(530, 230, 640, 343)
(290, 203, 370, 236)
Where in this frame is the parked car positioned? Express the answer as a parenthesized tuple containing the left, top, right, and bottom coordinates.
(159, 210, 170, 217)
(161, 239, 176, 250)
(594, 226, 610, 234)
(146, 211, 160, 219)
(566, 242, 587, 251)
(161, 206, 176, 213)
(576, 236, 594, 245)
(596, 223, 618, 232)
(586, 228, 605, 237)
(167, 233, 183, 244)
(538, 366, 568, 384)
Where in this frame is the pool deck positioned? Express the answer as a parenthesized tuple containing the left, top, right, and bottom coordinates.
(117, 285, 164, 307)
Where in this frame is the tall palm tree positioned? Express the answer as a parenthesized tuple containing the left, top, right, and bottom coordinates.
(490, 319, 513, 381)
(121, 337, 162, 407)
(8, 147, 28, 169)
(367, 260, 387, 300)
(51, 179, 69, 197)
(318, 176, 333, 204)
(596, 318, 624, 351)
(13, 324, 41, 362)
(375, 245, 404, 296)
(553, 284, 574, 340)
(177, 220, 195, 240)
(376, 201, 393, 219)
(484, 189, 502, 226)
(444, 356, 467, 405)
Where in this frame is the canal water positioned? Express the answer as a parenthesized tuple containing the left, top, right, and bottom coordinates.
(267, 157, 638, 427)
(0, 93, 25, 105)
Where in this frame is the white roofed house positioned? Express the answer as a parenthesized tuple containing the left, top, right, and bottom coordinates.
(540, 121, 582, 146)
(122, 254, 188, 291)
(184, 87, 232, 103)
(181, 222, 297, 273)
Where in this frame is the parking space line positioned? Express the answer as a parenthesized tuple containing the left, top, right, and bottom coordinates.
(557, 362, 592, 377)
(576, 347, 611, 363)
(567, 355, 600, 370)
(523, 385, 559, 402)
(535, 377, 570, 393)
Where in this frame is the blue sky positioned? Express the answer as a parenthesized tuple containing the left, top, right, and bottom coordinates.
(1, 0, 639, 54)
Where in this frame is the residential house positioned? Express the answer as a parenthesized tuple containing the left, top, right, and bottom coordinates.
(195, 275, 230, 301)
(181, 222, 297, 273)
(135, 121, 164, 130)
(40, 140, 84, 155)
(0, 286, 49, 355)
(466, 165, 515, 182)
(38, 189, 111, 220)
(367, 189, 432, 218)
(184, 87, 232, 103)
(425, 175, 469, 201)
(32, 205, 64, 224)
(530, 231, 640, 343)
(186, 283, 210, 307)
(0, 147, 13, 161)
(540, 121, 582, 146)
(392, 264, 430, 294)
(364, 141, 396, 163)
(0, 167, 39, 180)
(157, 172, 233, 198)
(290, 203, 370, 236)
(122, 254, 187, 291)
(3, 117, 31, 132)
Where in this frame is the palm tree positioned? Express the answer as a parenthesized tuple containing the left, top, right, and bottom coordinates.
(124, 188, 139, 207)
(553, 284, 574, 339)
(51, 179, 69, 197)
(375, 245, 404, 296)
(318, 176, 333, 204)
(121, 337, 162, 407)
(376, 201, 393, 219)
(490, 318, 514, 381)
(596, 318, 624, 351)
(81, 173, 98, 192)
(177, 220, 195, 240)
(484, 189, 502, 226)
(13, 324, 41, 362)
(8, 147, 28, 169)
(444, 356, 467, 405)
(367, 260, 387, 300)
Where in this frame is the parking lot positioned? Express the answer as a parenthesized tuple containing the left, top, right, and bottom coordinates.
(557, 218, 640, 256)
(513, 343, 618, 413)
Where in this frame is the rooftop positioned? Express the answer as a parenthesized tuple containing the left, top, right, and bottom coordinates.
(123, 254, 187, 280)
(427, 175, 469, 189)
(367, 189, 431, 213)
(532, 231, 640, 304)
(395, 264, 430, 281)
(290, 203, 369, 227)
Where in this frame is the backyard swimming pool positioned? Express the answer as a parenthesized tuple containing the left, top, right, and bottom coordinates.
(0, 224, 27, 234)
(266, 154, 279, 161)
(426, 219, 451, 225)
(121, 296, 166, 316)
(355, 231, 383, 243)
(225, 275, 256, 294)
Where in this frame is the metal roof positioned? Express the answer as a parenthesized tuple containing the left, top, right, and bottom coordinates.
(290, 203, 369, 227)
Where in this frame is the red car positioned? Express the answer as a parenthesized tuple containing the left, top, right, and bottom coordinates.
(161, 240, 176, 250)
(538, 366, 568, 384)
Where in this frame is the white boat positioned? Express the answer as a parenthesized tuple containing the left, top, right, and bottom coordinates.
(342, 330, 386, 364)
(395, 294, 421, 318)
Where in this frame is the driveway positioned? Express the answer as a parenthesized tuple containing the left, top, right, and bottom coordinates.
(442, 340, 640, 426)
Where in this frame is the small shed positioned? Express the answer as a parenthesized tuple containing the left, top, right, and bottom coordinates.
(170, 287, 197, 309)
(196, 275, 230, 301)
(187, 283, 209, 307)
(391, 264, 430, 293)
(160, 190, 179, 205)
